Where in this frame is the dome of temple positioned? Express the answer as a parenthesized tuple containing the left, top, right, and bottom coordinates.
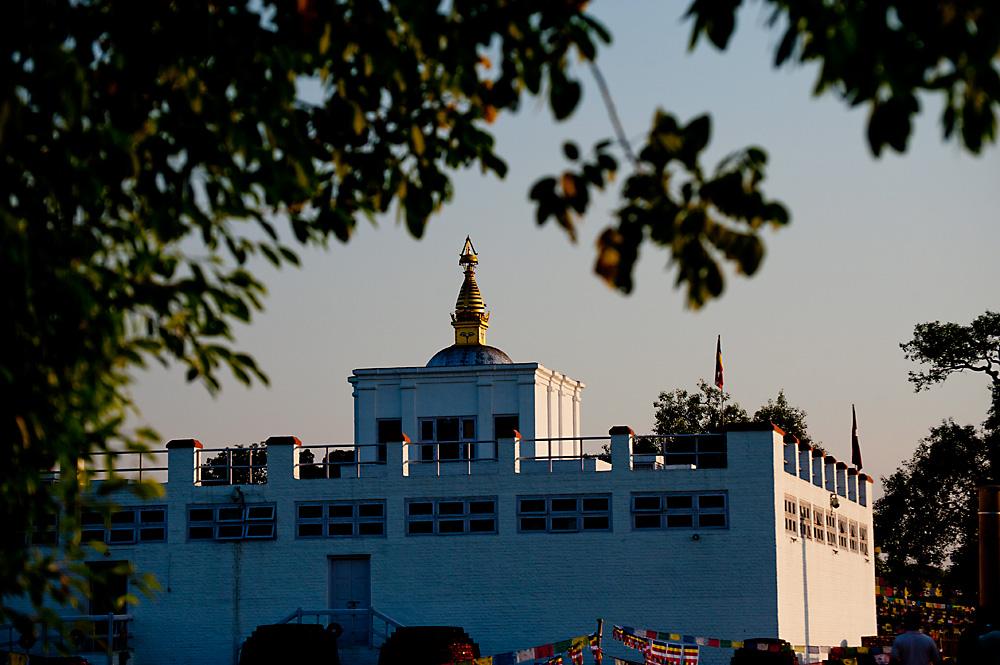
(426, 344, 513, 367)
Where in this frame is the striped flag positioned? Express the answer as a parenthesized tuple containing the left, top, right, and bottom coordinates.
(851, 404, 863, 470)
(714, 335, 724, 389)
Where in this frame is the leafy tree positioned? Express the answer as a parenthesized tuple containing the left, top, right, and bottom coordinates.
(2, 0, 996, 624)
(652, 379, 749, 435)
(752, 389, 812, 445)
(874, 421, 989, 597)
(900, 311, 1000, 434)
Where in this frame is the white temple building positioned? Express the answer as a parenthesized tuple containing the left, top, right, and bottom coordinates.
(5, 239, 877, 665)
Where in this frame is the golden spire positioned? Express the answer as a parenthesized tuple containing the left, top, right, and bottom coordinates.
(451, 237, 490, 346)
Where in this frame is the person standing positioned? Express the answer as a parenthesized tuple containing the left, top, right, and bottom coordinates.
(891, 612, 942, 665)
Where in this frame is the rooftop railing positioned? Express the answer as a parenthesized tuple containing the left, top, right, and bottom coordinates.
(517, 436, 611, 473)
(403, 439, 499, 477)
(1, 613, 132, 665)
(630, 434, 727, 469)
(296, 443, 384, 479)
(195, 446, 267, 486)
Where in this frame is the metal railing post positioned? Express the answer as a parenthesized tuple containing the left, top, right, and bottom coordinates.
(106, 612, 114, 665)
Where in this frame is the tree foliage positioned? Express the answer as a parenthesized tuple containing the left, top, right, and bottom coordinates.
(900, 311, 1000, 431)
(874, 421, 990, 596)
(752, 389, 812, 445)
(652, 380, 749, 435)
(2, 0, 996, 623)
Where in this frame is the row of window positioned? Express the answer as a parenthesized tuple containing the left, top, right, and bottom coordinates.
(47, 492, 733, 545)
(783, 495, 869, 556)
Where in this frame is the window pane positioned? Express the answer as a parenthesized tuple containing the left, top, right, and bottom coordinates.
(140, 509, 165, 524)
(217, 507, 242, 522)
(408, 521, 433, 535)
(583, 516, 609, 531)
(378, 419, 403, 444)
(462, 419, 476, 440)
(329, 504, 354, 519)
(328, 523, 354, 537)
(582, 497, 609, 513)
(439, 520, 465, 534)
(666, 495, 693, 510)
(188, 509, 213, 523)
(520, 517, 546, 531)
(298, 523, 323, 538)
(246, 506, 274, 520)
(82, 529, 106, 542)
(698, 514, 727, 528)
(139, 527, 165, 542)
(437, 418, 460, 441)
(519, 499, 545, 513)
(188, 526, 213, 540)
(551, 517, 578, 531)
(81, 511, 104, 527)
(550, 498, 578, 513)
(245, 523, 274, 538)
(666, 514, 694, 528)
(439, 442, 460, 460)
(217, 524, 243, 539)
(408, 503, 433, 516)
(699, 495, 726, 509)
(358, 503, 384, 518)
(469, 501, 495, 515)
(420, 420, 435, 441)
(358, 522, 384, 536)
(111, 511, 135, 525)
(494, 415, 519, 440)
(438, 502, 465, 515)
(633, 496, 661, 511)
(298, 505, 323, 520)
(469, 519, 495, 533)
(634, 514, 662, 529)
(108, 529, 135, 544)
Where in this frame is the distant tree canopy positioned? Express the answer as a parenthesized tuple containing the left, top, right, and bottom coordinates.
(651, 382, 813, 444)
(652, 380, 750, 436)
(2, 0, 996, 624)
(752, 389, 812, 445)
(874, 421, 989, 597)
(876, 311, 1000, 596)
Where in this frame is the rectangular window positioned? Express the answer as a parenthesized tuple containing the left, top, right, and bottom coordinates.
(494, 415, 520, 440)
(812, 507, 825, 541)
(826, 512, 837, 547)
(418, 417, 478, 461)
(376, 419, 402, 464)
(296, 500, 385, 538)
(187, 503, 276, 541)
(405, 497, 496, 536)
(849, 519, 859, 552)
(860, 525, 870, 556)
(838, 516, 849, 549)
(26, 512, 59, 546)
(799, 503, 812, 540)
(518, 495, 612, 533)
(633, 492, 728, 530)
(783, 495, 798, 535)
(81, 507, 167, 545)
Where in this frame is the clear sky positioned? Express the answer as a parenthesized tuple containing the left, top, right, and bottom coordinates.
(131, 2, 1000, 493)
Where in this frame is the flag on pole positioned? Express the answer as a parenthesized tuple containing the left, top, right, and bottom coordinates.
(851, 404, 863, 470)
(714, 335, 724, 389)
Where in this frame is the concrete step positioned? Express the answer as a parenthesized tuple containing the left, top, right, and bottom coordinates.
(338, 644, 381, 665)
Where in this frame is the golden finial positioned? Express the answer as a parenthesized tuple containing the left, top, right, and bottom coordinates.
(451, 237, 490, 345)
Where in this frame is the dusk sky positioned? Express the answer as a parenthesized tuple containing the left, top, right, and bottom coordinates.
(132, 2, 999, 493)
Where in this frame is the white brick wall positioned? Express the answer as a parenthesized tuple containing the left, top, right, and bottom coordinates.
(7, 427, 875, 665)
